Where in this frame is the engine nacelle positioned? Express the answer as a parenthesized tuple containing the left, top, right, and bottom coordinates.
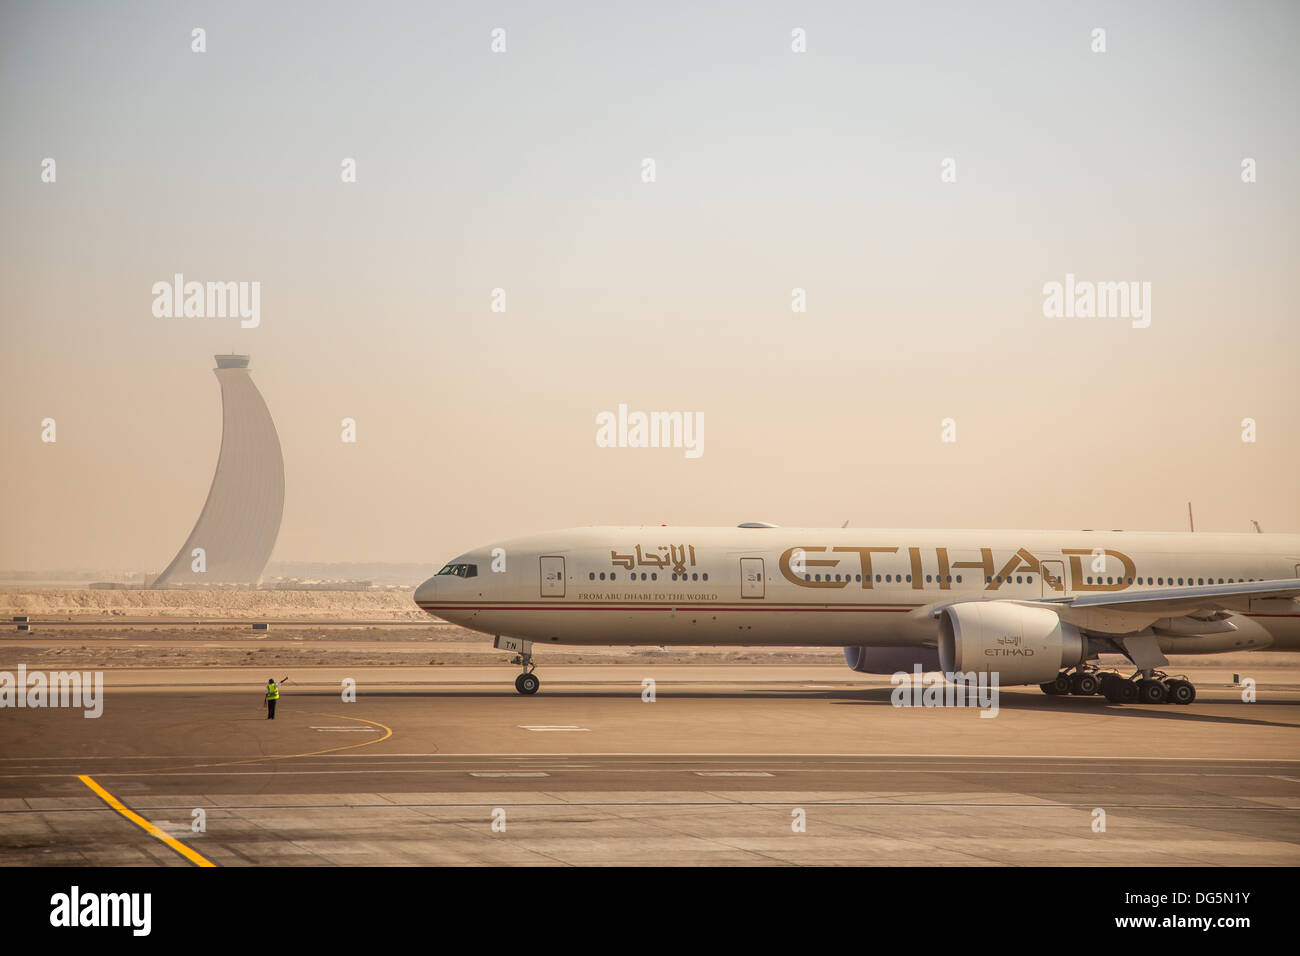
(844, 646, 941, 674)
(937, 602, 1084, 685)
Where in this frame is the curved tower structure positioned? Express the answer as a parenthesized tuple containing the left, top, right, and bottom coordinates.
(153, 355, 285, 586)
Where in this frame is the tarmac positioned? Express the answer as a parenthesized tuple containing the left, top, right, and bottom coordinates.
(1, 663, 1297, 866)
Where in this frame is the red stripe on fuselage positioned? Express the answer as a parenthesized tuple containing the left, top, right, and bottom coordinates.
(416, 603, 915, 613)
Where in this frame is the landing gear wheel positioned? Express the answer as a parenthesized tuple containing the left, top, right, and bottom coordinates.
(1070, 672, 1099, 696)
(517, 673, 540, 695)
(1104, 679, 1139, 704)
(506, 640, 540, 695)
(1137, 679, 1169, 705)
(1166, 679, 1196, 705)
(1041, 673, 1072, 695)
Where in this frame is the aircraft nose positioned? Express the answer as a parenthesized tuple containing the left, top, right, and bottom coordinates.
(414, 575, 438, 609)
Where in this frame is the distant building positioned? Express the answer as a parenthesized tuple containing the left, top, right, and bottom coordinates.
(153, 355, 284, 586)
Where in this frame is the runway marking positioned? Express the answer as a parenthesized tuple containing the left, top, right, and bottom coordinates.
(113, 713, 395, 775)
(296, 752, 1300, 761)
(7, 761, 1300, 781)
(468, 772, 550, 778)
(518, 725, 590, 732)
(17, 799, 1296, 813)
(310, 726, 380, 732)
(78, 774, 215, 868)
(18, 752, 1293, 762)
(694, 771, 775, 777)
(17, 768, 1295, 781)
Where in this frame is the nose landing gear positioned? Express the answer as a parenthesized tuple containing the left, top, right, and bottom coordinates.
(495, 635, 541, 695)
(514, 671, 540, 695)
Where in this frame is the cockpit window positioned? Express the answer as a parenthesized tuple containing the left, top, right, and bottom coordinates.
(436, 563, 477, 578)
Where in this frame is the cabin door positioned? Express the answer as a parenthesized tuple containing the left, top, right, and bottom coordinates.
(540, 556, 565, 597)
(1040, 559, 1067, 598)
(741, 558, 765, 599)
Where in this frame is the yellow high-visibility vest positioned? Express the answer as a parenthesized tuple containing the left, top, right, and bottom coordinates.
(266, 682, 279, 701)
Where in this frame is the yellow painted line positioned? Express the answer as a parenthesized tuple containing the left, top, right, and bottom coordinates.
(78, 774, 215, 867)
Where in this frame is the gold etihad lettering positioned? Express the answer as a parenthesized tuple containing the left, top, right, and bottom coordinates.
(1061, 549, 1137, 592)
(776, 544, 1137, 592)
(777, 546, 845, 589)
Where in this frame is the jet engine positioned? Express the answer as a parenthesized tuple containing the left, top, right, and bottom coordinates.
(937, 602, 1085, 685)
(843, 646, 941, 674)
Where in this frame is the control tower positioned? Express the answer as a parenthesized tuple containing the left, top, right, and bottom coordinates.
(153, 355, 285, 586)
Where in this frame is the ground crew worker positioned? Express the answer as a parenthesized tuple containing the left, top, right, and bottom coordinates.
(265, 676, 288, 719)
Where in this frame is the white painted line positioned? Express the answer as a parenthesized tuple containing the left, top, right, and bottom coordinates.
(310, 752, 1300, 762)
(13, 768, 1286, 780)
(7, 752, 1300, 762)
(468, 771, 550, 778)
(517, 725, 590, 732)
(151, 820, 207, 838)
(693, 771, 774, 777)
(310, 727, 379, 732)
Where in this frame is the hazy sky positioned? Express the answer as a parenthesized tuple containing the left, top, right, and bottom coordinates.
(2, 1, 1297, 572)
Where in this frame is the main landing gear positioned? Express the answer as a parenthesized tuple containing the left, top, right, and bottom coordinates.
(1100, 670, 1195, 705)
(1039, 664, 1103, 697)
(1040, 666, 1196, 705)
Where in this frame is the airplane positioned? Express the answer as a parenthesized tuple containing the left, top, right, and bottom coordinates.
(414, 524, 1300, 701)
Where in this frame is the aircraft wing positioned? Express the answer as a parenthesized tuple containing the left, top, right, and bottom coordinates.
(1037, 577, 1300, 616)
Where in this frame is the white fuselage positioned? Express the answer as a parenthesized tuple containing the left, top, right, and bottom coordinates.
(415, 527, 1300, 654)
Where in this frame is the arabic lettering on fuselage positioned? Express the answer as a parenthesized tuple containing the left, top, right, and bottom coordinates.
(611, 544, 697, 576)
